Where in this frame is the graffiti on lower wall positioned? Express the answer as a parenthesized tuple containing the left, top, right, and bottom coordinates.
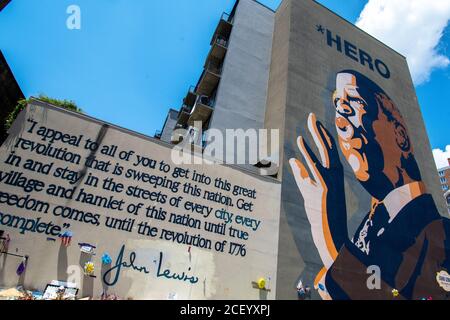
(290, 70, 450, 300)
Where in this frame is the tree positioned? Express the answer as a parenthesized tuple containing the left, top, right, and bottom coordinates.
(5, 95, 83, 130)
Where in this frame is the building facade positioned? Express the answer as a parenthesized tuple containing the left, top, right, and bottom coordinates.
(161, 0, 450, 300)
(438, 159, 450, 214)
(268, 0, 448, 300)
(160, 0, 275, 167)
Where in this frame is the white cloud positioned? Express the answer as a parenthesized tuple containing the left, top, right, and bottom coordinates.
(433, 145, 450, 169)
(356, 0, 450, 85)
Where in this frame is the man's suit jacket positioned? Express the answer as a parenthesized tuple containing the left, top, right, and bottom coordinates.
(325, 194, 450, 300)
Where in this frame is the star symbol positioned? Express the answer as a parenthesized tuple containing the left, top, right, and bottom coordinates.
(316, 24, 325, 34)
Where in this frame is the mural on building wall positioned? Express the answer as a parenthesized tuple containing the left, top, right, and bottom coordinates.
(289, 70, 450, 300)
(0, 104, 281, 300)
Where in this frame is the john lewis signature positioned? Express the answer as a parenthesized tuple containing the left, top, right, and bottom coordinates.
(103, 245, 199, 286)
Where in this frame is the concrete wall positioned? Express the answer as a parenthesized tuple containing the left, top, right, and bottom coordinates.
(0, 101, 281, 300)
(264, 0, 307, 300)
(270, 0, 449, 299)
(207, 0, 275, 164)
(264, 0, 290, 178)
(160, 109, 178, 143)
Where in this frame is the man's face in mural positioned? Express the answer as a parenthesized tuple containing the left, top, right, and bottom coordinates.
(290, 70, 444, 301)
(333, 72, 415, 198)
(333, 73, 371, 182)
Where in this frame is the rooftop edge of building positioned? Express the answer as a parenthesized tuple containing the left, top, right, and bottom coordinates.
(22, 97, 280, 184)
(238, 0, 407, 61)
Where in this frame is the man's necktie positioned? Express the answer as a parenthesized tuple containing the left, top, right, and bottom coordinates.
(354, 200, 390, 255)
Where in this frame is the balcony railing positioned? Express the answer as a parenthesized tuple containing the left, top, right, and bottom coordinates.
(187, 95, 214, 128)
(196, 60, 222, 96)
(221, 12, 231, 23)
(183, 85, 197, 108)
(207, 34, 229, 61)
(176, 104, 191, 127)
(215, 35, 229, 48)
(198, 95, 214, 108)
(174, 11, 232, 135)
(182, 104, 193, 114)
(176, 85, 198, 128)
(206, 60, 223, 75)
(210, 12, 233, 46)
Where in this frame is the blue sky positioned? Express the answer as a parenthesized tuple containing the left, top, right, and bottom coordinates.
(0, 0, 448, 157)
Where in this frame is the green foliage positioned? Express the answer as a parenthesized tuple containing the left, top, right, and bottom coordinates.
(5, 99, 28, 131)
(5, 95, 83, 130)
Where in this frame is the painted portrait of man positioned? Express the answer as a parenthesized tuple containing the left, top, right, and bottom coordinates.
(289, 70, 450, 300)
